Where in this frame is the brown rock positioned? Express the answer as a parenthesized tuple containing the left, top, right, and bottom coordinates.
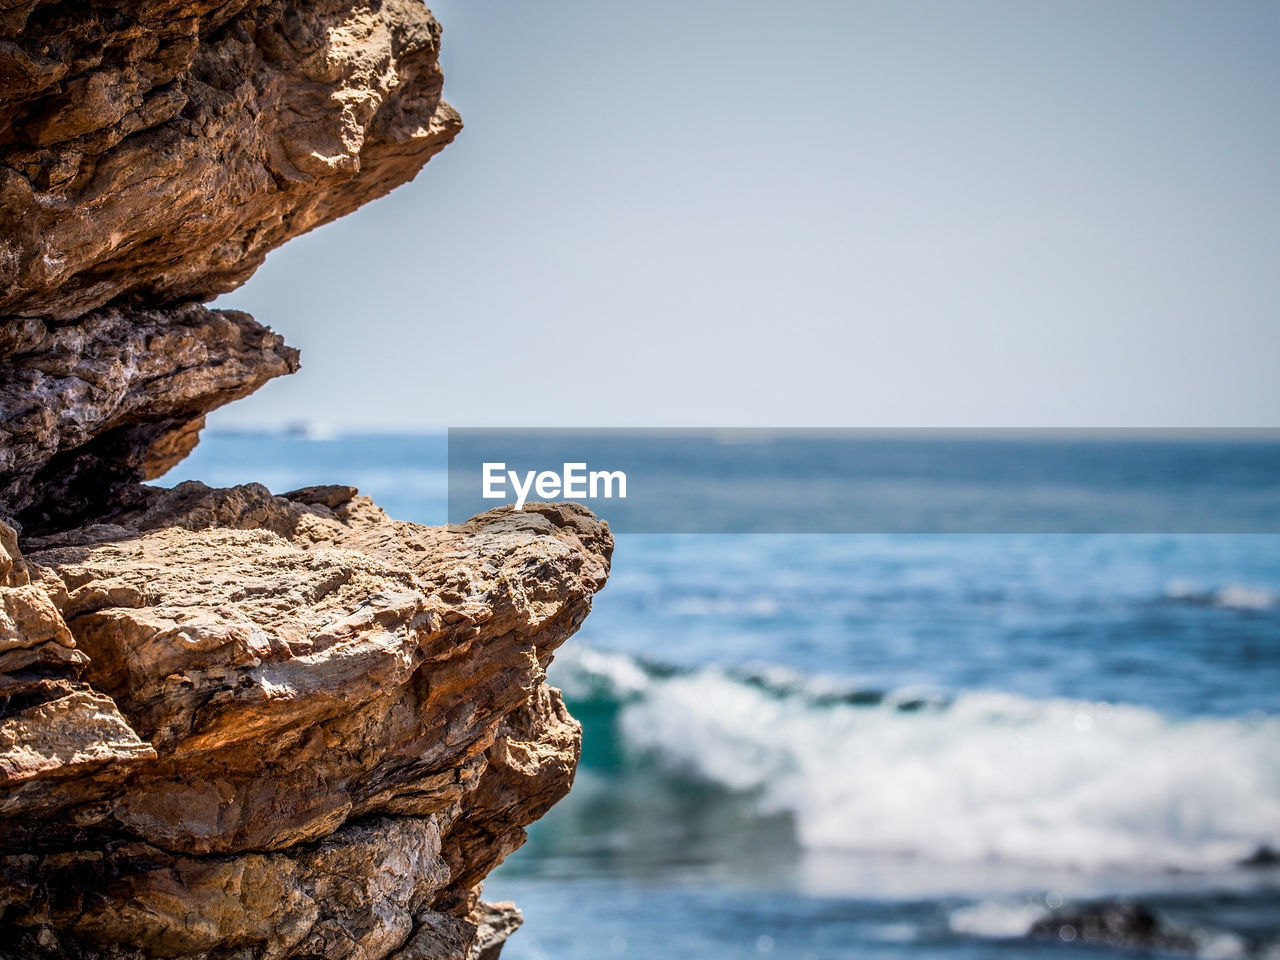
(0, 486, 611, 959)
(468, 902, 524, 960)
(0, 0, 462, 321)
(0, 4, 590, 956)
(0, 519, 155, 808)
(0, 303, 299, 524)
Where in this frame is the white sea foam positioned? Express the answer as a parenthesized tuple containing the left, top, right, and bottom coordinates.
(1165, 579, 1278, 610)
(948, 901, 1044, 938)
(555, 648, 1280, 871)
(555, 646, 653, 701)
(1214, 586, 1277, 610)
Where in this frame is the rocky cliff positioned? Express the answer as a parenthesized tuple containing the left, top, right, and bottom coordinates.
(0, 4, 610, 958)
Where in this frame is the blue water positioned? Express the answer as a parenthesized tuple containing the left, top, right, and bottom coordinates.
(446, 429, 1280, 533)
(164, 432, 1280, 959)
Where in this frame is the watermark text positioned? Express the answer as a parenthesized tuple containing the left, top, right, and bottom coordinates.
(482, 462, 627, 510)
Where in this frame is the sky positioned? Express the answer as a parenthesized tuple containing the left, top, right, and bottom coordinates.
(212, 0, 1280, 431)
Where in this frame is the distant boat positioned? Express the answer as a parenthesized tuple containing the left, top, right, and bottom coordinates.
(284, 420, 337, 441)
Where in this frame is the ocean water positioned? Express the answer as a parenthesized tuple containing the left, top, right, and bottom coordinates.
(164, 432, 1280, 959)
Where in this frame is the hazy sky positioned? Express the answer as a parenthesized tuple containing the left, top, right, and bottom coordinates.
(213, 1, 1280, 430)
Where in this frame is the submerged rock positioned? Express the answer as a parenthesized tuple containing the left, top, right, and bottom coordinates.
(1029, 900, 1198, 953)
(1240, 845, 1280, 868)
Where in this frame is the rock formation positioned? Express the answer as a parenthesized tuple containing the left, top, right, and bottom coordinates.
(0, 0, 461, 321)
(1, 304, 299, 525)
(1028, 900, 1198, 954)
(0, 3, 609, 958)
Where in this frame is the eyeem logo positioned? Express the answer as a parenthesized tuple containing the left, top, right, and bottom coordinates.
(482, 462, 627, 510)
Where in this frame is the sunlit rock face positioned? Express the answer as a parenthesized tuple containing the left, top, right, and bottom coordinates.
(1, 0, 461, 528)
(0, 493, 609, 959)
(0, 4, 603, 958)
(0, 0, 462, 322)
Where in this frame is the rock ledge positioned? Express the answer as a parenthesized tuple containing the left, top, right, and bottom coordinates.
(0, 486, 611, 959)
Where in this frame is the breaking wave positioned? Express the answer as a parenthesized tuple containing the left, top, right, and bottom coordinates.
(551, 646, 1280, 872)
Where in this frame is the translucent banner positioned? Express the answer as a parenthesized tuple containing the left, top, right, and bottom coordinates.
(447, 429, 1280, 533)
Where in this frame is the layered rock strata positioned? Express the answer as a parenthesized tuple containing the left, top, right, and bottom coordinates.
(0, 304, 299, 525)
(1, 0, 462, 527)
(0, 0, 462, 321)
(0, 490, 609, 958)
(0, 3, 602, 958)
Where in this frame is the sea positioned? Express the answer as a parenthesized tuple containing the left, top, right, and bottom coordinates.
(162, 432, 1280, 960)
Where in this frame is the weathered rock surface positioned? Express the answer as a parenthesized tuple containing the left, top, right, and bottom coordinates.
(0, 303, 298, 524)
(1028, 900, 1198, 954)
(0, 4, 599, 957)
(0, 488, 612, 958)
(0, 0, 462, 321)
(0, 0, 461, 525)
